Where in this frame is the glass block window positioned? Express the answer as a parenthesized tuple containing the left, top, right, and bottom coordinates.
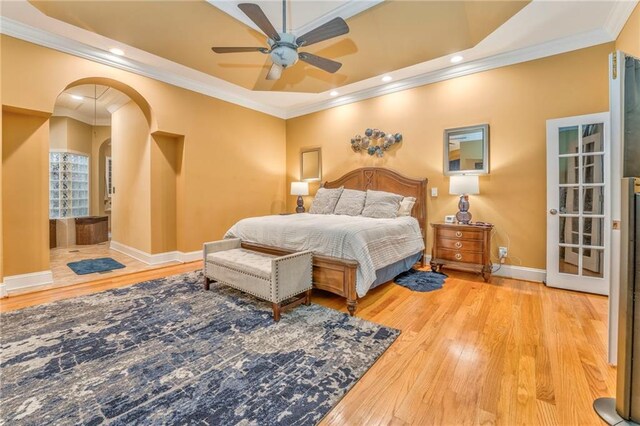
(49, 152, 89, 218)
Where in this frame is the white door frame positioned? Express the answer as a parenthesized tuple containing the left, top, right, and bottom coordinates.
(546, 112, 611, 295)
(607, 51, 625, 365)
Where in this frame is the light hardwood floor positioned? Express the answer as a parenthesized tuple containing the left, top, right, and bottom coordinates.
(10, 243, 179, 297)
(0, 263, 614, 425)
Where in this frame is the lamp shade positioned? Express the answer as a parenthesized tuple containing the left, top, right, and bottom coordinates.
(449, 175, 479, 195)
(290, 181, 309, 196)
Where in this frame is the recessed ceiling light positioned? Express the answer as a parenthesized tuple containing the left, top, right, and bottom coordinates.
(450, 55, 464, 63)
(330, 90, 339, 97)
(71, 95, 84, 101)
(381, 75, 392, 82)
(109, 48, 125, 56)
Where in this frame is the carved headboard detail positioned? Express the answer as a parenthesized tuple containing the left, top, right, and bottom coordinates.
(323, 167, 428, 250)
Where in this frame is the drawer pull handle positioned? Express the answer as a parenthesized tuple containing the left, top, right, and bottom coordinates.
(455, 242, 462, 249)
(455, 231, 463, 238)
(455, 253, 462, 260)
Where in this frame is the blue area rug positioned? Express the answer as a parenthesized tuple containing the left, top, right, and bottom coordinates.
(0, 271, 399, 425)
(394, 268, 448, 292)
(67, 257, 125, 275)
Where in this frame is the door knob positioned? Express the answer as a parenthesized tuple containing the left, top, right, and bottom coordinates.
(549, 209, 558, 215)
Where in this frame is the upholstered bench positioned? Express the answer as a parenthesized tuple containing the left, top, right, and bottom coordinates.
(203, 238, 313, 321)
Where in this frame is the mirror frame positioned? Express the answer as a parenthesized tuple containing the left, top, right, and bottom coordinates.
(300, 147, 322, 181)
(443, 124, 490, 176)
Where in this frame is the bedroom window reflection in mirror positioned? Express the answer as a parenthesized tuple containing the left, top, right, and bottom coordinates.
(444, 124, 489, 175)
(301, 148, 322, 181)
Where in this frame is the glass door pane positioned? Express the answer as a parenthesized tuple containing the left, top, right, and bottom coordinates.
(557, 122, 605, 278)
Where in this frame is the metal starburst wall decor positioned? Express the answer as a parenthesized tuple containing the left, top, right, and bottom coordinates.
(350, 128, 403, 157)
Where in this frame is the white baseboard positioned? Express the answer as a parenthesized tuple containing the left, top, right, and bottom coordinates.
(492, 264, 546, 283)
(110, 241, 201, 266)
(423, 254, 545, 283)
(176, 250, 202, 263)
(4, 270, 54, 295)
(0, 282, 6, 298)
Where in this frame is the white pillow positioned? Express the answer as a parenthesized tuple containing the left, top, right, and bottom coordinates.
(397, 196, 416, 217)
(361, 189, 403, 219)
(309, 187, 343, 214)
(334, 189, 367, 216)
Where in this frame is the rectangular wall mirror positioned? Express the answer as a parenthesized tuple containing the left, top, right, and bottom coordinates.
(301, 148, 322, 181)
(444, 124, 489, 175)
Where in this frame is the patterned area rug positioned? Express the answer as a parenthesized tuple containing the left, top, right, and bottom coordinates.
(0, 271, 399, 425)
(394, 268, 448, 292)
(67, 257, 126, 275)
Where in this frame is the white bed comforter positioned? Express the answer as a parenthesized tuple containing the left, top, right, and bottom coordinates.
(224, 213, 425, 297)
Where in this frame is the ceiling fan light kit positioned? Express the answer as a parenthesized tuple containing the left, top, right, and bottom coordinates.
(211, 1, 349, 81)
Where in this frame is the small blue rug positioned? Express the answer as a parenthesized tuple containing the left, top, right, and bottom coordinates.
(67, 257, 125, 275)
(394, 268, 448, 292)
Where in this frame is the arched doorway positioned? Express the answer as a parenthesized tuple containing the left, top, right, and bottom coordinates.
(47, 80, 157, 286)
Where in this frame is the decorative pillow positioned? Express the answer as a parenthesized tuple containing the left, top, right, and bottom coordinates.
(309, 187, 344, 214)
(361, 189, 404, 218)
(397, 196, 417, 217)
(334, 189, 367, 216)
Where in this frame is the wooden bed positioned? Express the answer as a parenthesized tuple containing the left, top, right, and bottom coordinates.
(242, 167, 427, 315)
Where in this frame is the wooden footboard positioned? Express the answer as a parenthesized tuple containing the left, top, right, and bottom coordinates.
(240, 242, 359, 315)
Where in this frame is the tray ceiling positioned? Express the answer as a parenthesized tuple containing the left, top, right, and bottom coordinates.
(29, 0, 529, 93)
(2, 0, 636, 118)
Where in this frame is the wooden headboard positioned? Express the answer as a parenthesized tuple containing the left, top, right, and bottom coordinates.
(323, 167, 428, 248)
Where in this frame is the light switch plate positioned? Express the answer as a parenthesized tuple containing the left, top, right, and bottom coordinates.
(431, 187, 438, 197)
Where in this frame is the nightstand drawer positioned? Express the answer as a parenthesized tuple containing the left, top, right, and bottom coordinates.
(438, 228, 484, 241)
(438, 248, 483, 264)
(437, 238, 483, 252)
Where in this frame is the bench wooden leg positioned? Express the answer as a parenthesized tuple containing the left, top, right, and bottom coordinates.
(304, 289, 312, 306)
(204, 276, 211, 291)
(272, 302, 281, 322)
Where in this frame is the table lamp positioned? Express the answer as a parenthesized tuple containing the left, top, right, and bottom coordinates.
(291, 182, 309, 213)
(449, 175, 479, 224)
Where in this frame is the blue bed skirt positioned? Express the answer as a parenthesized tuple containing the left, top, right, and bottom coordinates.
(370, 252, 423, 289)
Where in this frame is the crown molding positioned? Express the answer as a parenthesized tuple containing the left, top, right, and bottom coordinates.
(0, 17, 289, 119)
(603, 0, 639, 39)
(1, 3, 629, 122)
(206, 0, 382, 36)
(283, 28, 614, 119)
(293, 1, 383, 37)
(52, 107, 111, 126)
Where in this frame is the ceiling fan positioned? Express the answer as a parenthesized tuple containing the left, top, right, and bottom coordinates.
(211, 1, 349, 80)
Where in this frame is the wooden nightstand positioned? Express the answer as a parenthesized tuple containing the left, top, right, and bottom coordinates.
(430, 223, 493, 282)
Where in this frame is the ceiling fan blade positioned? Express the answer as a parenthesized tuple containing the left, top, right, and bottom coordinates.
(266, 63, 283, 80)
(298, 52, 342, 73)
(296, 17, 349, 47)
(211, 46, 268, 54)
(238, 3, 280, 41)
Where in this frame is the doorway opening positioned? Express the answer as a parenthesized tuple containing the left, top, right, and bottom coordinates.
(48, 83, 172, 288)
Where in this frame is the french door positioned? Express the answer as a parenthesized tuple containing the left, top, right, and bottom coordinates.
(546, 112, 610, 295)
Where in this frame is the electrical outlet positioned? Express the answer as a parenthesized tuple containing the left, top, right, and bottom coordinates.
(499, 247, 508, 263)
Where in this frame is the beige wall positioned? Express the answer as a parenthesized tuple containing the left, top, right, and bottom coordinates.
(286, 43, 613, 270)
(91, 125, 111, 218)
(2, 109, 50, 276)
(150, 133, 181, 253)
(1, 35, 285, 275)
(0, 36, 2, 284)
(111, 101, 152, 253)
(616, 4, 640, 57)
(49, 116, 93, 155)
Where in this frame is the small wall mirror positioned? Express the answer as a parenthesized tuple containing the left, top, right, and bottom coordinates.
(444, 124, 489, 175)
(301, 148, 322, 181)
